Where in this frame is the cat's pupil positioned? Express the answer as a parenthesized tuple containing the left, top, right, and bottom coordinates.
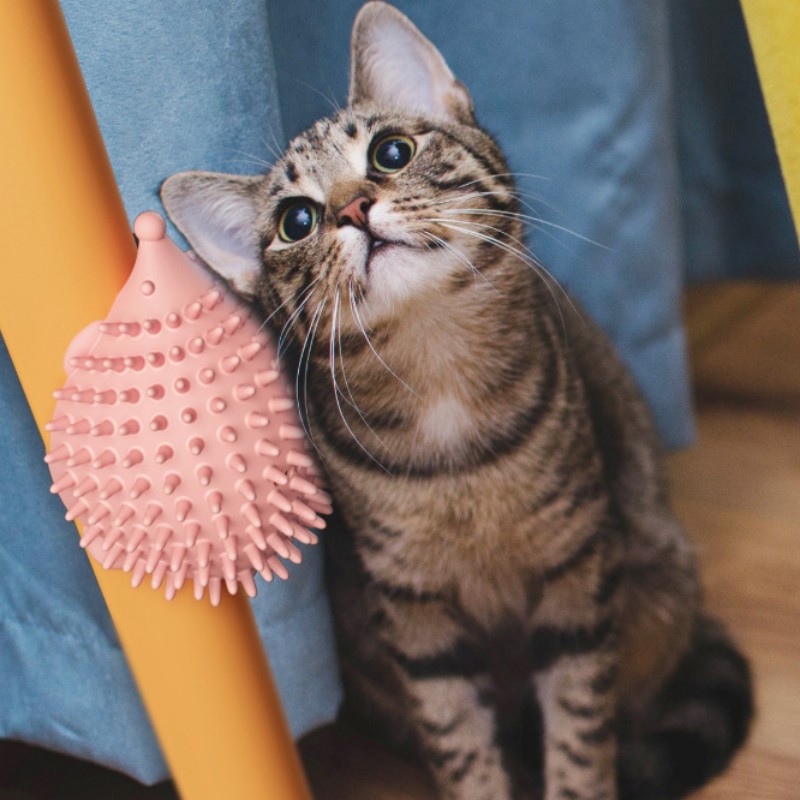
(279, 202, 316, 242)
(373, 137, 413, 172)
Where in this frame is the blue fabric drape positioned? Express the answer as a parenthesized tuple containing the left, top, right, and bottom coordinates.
(1, 0, 796, 786)
(671, 1, 799, 282)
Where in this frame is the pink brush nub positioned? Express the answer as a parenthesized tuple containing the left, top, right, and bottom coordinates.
(45, 212, 332, 605)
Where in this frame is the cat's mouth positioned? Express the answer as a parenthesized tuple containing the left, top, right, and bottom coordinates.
(365, 234, 402, 271)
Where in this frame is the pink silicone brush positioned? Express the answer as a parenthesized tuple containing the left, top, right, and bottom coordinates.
(44, 211, 331, 605)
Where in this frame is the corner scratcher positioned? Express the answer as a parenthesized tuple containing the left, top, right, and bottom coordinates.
(45, 211, 332, 605)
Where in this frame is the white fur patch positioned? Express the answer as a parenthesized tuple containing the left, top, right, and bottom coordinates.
(418, 395, 474, 448)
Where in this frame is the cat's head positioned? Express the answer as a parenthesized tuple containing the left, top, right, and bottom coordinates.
(162, 1, 522, 340)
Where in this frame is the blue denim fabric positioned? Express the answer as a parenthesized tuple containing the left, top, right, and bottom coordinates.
(671, 0, 799, 281)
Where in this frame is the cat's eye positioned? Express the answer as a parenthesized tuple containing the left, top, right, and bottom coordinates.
(277, 201, 318, 243)
(370, 135, 416, 174)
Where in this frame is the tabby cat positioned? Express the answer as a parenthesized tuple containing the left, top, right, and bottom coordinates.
(161, 3, 753, 798)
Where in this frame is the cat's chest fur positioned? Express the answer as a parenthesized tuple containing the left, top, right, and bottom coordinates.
(416, 393, 475, 449)
(315, 297, 608, 624)
(324, 425, 608, 627)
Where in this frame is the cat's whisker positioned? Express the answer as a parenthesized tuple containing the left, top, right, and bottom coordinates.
(260, 276, 322, 335)
(294, 295, 328, 456)
(459, 170, 552, 186)
(421, 231, 480, 284)
(454, 173, 573, 214)
(303, 298, 329, 443)
(348, 279, 420, 398)
(293, 78, 343, 116)
(334, 291, 391, 452)
(429, 189, 575, 239)
(277, 281, 322, 358)
(434, 219, 577, 335)
(449, 195, 596, 265)
(441, 207, 611, 251)
(421, 231, 501, 296)
(227, 141, 281, 170)
(428, 191, 556, 239)
(425, 172, 546, 203)
(441, 180, 618, 265)
(328, 290, 391, 474)
(440, 203, 598, 267)
(264, 125, 288, 162)
(429, 215, 560, 289)
(434, 217, 561, 290)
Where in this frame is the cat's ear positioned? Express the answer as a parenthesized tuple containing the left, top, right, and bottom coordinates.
(349, 1, 474, 124)
(160, 171, 262, 296)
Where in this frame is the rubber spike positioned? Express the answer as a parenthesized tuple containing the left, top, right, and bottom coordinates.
(222, 555, 237, 583)
(44, 443, 71, 464)
(263, 465, 289, 486)
(224, 536, 239, 563)
(99, 478, 123, 499)
(126, 526, 148, 553)
(66, 448, 93, 468)
(50, 472, 77, 494)
(164, 574, 178, 602)
(78, 526, 103, 549)
(266, 533, 291, 560)
(239, 571, 258, 598)
(286, 450, 315, 468)
(92, 449, 117, 469)
(266, 557, 289, 581)
(268, 512, 295, 540)
(291, 524, 318, 546)
(246, 525, 268, 551)
(209, 578, 222, 607)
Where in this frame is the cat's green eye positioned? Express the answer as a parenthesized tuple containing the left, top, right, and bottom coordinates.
(370, 135, 416, 174)
(278, 201, 318, 243)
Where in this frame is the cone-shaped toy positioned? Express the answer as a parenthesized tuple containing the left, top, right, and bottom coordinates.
(45, 211, 332, 605)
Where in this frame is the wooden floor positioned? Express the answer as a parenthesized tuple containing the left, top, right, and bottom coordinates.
(669, 284, 800, 800)
(1, 282, 798, 798)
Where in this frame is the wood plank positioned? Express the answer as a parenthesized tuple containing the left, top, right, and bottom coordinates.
(687, 283, 800, 404)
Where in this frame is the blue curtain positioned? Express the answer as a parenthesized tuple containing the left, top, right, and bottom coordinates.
(671, 1, 799, 282)
(0, 0, 796, 785)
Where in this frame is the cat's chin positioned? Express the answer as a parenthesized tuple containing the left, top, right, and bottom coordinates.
(366, 239, 402, 272)
(359, 246, 452, 323)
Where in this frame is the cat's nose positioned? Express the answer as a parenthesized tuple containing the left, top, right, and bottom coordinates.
(336, 195, 372, 229)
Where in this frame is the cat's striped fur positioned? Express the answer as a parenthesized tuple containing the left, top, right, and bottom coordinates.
(162, 3, 752, 798)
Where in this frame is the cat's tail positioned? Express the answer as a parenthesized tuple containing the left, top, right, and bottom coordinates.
(617, 614, 754, 800)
